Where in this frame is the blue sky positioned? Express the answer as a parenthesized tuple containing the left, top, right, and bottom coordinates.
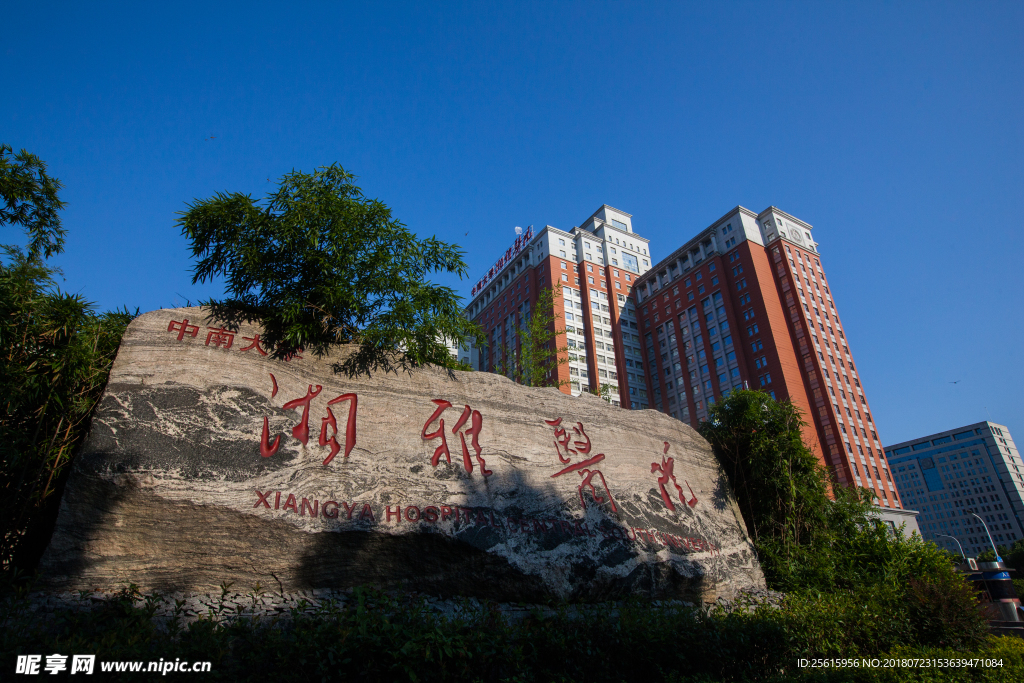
(4, 2, 1022, 445)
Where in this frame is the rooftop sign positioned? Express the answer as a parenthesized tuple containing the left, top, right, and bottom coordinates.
(471, 226, 534, 297)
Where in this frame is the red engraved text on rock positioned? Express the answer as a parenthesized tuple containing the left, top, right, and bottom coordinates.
(651, 442, 697, 511)
(319, 393, 357, 466)
(545, 417, 617, 512)
(422, 400, 490, 475)
(239, 333, 269, 356)
(281, 384, 323, 445)
(259, 375, 358, 464)
(167, 318, 199, 341)
(205, 327, 235, 349)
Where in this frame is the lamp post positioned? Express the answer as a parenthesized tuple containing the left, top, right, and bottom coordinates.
(937, 533, 967, 561)
(969, 512, 1002, 562)
(968, 511, 1021, 623)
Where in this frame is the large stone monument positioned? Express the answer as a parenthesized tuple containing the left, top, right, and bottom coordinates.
(39, 307, 764, 602)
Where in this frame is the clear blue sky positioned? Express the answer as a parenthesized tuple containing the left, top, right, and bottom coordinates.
(4, 2, 1021, 445)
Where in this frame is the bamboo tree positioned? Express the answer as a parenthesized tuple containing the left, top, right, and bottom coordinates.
(505, 286, 569, 389)
(1, 145, 135, 573)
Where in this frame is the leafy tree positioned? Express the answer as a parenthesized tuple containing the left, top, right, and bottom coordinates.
(1, 144, 66, 260)
(178, 164, 481, 374)
(588, 382, 615, 404)
(698, 390, 833, 556)
(1, 146, 134, 573)
(1004, 538, 1024, 570)
(697, 389, 983, 623)
(496, 286, 568, 388)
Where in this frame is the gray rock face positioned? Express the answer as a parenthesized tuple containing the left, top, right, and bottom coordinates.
(39, 307, 764, 602)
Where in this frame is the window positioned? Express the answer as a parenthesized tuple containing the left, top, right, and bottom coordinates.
(560, 251, 566, 258)
(561, 274, 568, 282)
(588, 276, 595, 284)
(586, 264, 593, 272)
(561, 262, 567, 269)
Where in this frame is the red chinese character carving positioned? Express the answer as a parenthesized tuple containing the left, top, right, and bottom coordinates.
(423, 400, 453, 465)
(577, 468, 616, 512)
(168, 318, 199, 341)
(283, 347, 303, 362)
(281, 384, 322, 445)
(239, 334, 268, 356)
(260, 374, 282, 457)
(546, 418, 617, 512)
(319, 393, 357, 466)
(571, 423, 591, 455)
(544, 419, 592, 463)
(452, 404, 489, 475)
(422, 400, 490, 475)
(651, 442, 697, 511)
(205, 326, 235, 348)
(259, 374, 357, 464)
(260, 416, 281, 458)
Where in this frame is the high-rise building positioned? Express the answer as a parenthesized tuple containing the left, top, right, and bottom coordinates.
(464, 205, 653, 407)
(885, 422, 1024, 556)
(630, 206, 902, 510)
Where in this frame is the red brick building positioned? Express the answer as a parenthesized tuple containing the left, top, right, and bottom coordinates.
(631, 206, 901, 508)
(464, 205, 654, 408)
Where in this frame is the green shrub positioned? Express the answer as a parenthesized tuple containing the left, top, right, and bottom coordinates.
(1, 246, 135, 576)
(1, 585, 1018, 682)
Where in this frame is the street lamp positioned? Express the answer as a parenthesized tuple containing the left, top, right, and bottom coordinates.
(968, 512, 1002, 562)
(936, 534, 967, 561)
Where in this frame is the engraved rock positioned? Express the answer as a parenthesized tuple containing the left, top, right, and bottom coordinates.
(39, 307, 764, 602)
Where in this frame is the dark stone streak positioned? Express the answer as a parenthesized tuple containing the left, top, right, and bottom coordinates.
(79, 385, 291, 481)
(39, 476, 718, 603)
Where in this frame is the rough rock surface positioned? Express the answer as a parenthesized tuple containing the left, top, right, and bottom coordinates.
(39, 307, 764, 602)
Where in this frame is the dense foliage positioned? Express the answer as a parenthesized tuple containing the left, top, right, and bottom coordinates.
(178, 164, 481, 374)
(698, 390, 831, 555)
(1, 144, 66, 260)
(495, 286, 568, 388)
(698, 390, 989, 640)
(0, 145, 135, 573)
(2, 584, 1020, 682)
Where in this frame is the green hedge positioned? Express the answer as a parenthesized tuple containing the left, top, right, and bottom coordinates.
(3, 585, 1020, 682)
